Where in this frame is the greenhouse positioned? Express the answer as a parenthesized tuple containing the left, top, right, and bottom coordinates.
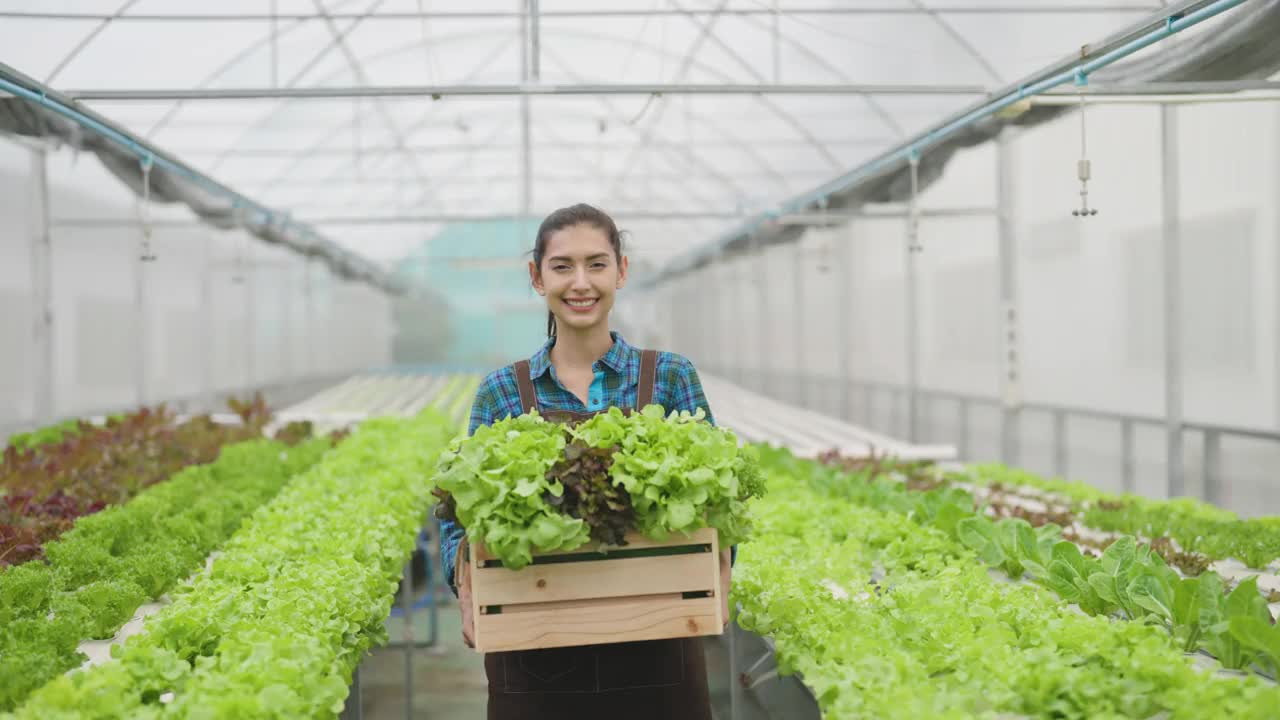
(2, 1, 1280, 718)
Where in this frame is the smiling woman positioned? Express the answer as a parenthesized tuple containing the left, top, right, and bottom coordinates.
(439, 203, 726, 720)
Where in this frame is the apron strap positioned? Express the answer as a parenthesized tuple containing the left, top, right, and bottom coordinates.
(513, 360, 538, 414)
(637, 349, 658, 410)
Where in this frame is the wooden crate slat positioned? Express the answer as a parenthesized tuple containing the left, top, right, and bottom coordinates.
(470, 525, 723, 652)
(472, 526, 718, 563)
(475, 594, 722, 653)
(473, 552, 714, 606)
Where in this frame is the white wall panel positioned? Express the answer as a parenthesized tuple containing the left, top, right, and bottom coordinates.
(0, 136, 396, 432)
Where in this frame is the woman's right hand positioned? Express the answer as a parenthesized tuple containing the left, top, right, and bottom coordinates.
(456, 541, 475, 648)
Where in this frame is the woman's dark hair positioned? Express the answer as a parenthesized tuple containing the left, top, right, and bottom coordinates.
(533, 204, 625, 337)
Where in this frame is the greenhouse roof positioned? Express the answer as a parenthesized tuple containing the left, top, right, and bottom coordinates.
(0, 0, 1271, 281)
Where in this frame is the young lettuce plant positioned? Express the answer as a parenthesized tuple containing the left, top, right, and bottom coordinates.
(1204, 577, 1273, 671)
(1229, 609, 1280, 678)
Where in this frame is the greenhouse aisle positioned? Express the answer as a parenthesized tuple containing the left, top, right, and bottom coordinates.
(360, 607, 488, 719)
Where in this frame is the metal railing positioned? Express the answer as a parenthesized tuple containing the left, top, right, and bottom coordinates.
(705, 365, 1280, 512)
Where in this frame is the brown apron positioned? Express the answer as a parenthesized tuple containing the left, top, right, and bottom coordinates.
(483, 349, 713, 720)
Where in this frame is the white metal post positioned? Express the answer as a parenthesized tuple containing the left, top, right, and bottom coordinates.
(29, 148, 54, 423)
(837, 224, 853, 421)
(738, 258, 750, 387)
(303, 259, 314, 380)
(133, 220, 149, 410)
(905, 205, 921, 443)
(200, 234, 214, 412)
(754, 236, 770, 393)
(281, 262, 292, 383)
(793, 241, 805, 406)
(1161, 106, 1185, 498)
(710, 263, 723, 375)
(997, 130, 1021, 465)
(244, 246, 256, 392)
(520, 0, 536, 219)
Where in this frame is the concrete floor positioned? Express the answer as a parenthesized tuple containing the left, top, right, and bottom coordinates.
(357, 597, 489, 720)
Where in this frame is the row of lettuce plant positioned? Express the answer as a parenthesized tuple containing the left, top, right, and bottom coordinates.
(733, 451, 1280, 719)
(956, 463, 1280, 570)
(0, 435, 331, 712)
(778, 448, 1280, 680)
(5, 409, 457, 719)
(1, 396, 290, 567)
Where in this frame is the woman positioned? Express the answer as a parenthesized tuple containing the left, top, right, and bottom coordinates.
(439, 203, 731, 720)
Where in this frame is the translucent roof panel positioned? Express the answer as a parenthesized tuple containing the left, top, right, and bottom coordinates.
(0, 0, 1185, 267)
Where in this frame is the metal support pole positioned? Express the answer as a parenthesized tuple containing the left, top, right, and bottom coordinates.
(754, 236, 770, 393)
(1121, 419, 1135, 493)
(735, 259, 748, 385)
(133, 222, 149, 409)
(29, 148, 54, 423)
(244, 248, 256, 392)
(712, 263, 724, 376)
(401, 560, 413, 720)
(837, 225, 853, 422)
(728, 617, 743, 720)
(520, 0, 535, 218)
(905, 219, 920, 443)
(200, 235, 214, 412)
(1053, 410, 1068, 478)
(281, 263, 292, 382)
(891, 387, 902, 438)
(793, 243, 805, 406)
(529, 0, 540, 79)
(1203, 430, 1222, 505)
(305, 259, 316, 380)
(341, 667, 363, 720)
(270, 0, 279, 88)
(771, 0, 781, 83)
(1161, 105, 1185, 498)
(996, 129, 1021, 466)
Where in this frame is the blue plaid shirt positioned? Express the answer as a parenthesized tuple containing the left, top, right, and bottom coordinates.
(440, 332, 716, 595)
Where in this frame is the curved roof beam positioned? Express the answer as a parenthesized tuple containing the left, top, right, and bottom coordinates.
(305, 0, 437, 190)
(909, 0, 1004, 83)
(204, 0, 396, 175)
(258, 28, 787, 210)
(145, 0, 369, 137)
(668, 0, 842, 170)
(539, 45, 791, 199)
(44, 0, 141, 84)
(315, 120, 516, 216)
(317, 112, 725, 226)
(603, 0, 730, 203)
(253, 37, 513, 203)
(722, 5, 905, 138)
(529, 113, 732, 221)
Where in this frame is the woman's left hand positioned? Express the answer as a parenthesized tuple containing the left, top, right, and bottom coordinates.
(719, 549, 732, 629)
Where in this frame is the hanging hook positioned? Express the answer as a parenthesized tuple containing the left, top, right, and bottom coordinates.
(1072, 70, 1098, 218)
(137, 154, 157, 262)
(231, 200, 246, 285)
(907, 149, 923, 253)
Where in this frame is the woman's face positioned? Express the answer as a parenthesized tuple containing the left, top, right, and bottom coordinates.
(531, 223, 628, 335)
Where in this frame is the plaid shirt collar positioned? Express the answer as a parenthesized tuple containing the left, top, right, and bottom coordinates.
(528, 331, 636, 381)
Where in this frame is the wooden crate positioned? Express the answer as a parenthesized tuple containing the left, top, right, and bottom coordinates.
(469, 527, 724, 653)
